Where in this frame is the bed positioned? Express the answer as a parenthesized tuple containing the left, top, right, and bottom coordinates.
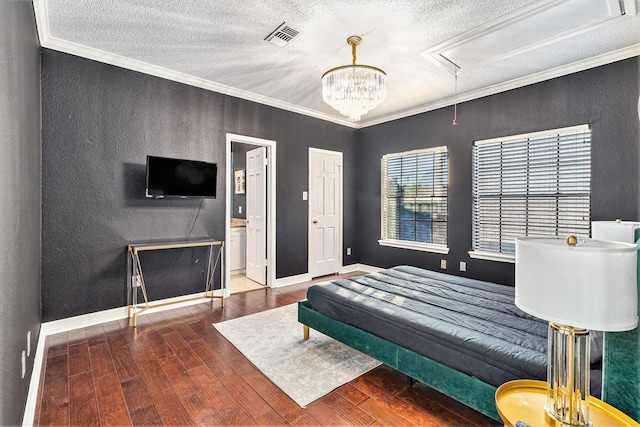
(297, 265, 620, 422)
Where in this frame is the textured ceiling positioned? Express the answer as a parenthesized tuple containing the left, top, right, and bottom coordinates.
(34, 0, 640, 128)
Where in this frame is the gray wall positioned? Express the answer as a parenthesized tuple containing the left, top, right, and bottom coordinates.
(41, 50, 357, 321)
(357, 58, 640, 285)
(231, 142, 255, 220)
(0, 1, 42, 424)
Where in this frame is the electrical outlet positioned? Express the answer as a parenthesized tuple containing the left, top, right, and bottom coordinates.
(27, 331, 31, 357)
(21, 351, 26, 379)
(440, 259, 447, 269)
(460, 261, 466, 272)
(134, 275, 142, 288)
(346, 247, 352, 256)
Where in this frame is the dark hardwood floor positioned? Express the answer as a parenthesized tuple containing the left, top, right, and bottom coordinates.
(34, 277, 501, 426)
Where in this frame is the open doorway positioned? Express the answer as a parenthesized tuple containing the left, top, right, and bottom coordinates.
(225, 134, 276, 296)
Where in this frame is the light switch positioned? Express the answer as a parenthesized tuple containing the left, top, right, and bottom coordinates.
(303, 191, 308, 200)
(238, 206, 242, 214)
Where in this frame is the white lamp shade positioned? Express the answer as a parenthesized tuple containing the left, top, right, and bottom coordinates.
(592, 220, 640, 244)
(515, 237, 638, 331)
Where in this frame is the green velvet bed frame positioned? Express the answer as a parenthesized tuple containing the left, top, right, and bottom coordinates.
(297, 245, 640, 422)
(297, 299, 502, 420)
(601, 234, 640, 422)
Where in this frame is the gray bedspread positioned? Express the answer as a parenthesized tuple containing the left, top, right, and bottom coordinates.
(306, 265, 602, 391)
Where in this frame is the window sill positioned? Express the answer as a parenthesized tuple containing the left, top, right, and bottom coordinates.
(468, 250, 515, 263)
(378, 239, 450, 254)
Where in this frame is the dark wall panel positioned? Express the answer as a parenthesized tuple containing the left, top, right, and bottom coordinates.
(0, 1, 42, 424)
(41, 50, 356, 321)
(231, 142, 254, 220)
(357, 58, 639, 285)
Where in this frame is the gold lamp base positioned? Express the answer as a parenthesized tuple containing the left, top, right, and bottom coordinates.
(546, 322, 592, 426)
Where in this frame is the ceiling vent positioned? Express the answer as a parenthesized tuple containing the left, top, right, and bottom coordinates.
(422, 0, 625, 73)
(265, 22, 300, 47)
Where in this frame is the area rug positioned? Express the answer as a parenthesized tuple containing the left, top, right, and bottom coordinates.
(213, 303, 381, 407)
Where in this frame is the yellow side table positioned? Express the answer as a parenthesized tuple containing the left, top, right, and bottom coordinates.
(495, 380, 639, 427)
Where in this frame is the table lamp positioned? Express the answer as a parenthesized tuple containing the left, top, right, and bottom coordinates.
(515, 235, 638, 426)
(592, 219, 640, 244)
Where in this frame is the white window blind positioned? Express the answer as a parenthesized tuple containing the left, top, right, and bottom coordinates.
(381, 146, 448, 247)
(472, 125, 591, 255)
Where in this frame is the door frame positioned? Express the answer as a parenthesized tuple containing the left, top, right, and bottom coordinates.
(308, 147, 343, 278)
(225, 133, 276, 296)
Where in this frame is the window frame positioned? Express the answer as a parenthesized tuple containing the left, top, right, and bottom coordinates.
(379, 146, 450, 254)
(470, 124, 591, 263)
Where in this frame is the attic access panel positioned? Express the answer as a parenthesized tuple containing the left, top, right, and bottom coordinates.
(423, 0, 625, 73)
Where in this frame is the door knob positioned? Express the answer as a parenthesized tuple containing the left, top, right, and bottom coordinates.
(312, 220, 318, 224)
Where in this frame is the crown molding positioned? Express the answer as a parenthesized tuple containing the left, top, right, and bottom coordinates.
(32, 0, 358, 128)
(40, 36, 360, 128)
(359, 44, 640, 128)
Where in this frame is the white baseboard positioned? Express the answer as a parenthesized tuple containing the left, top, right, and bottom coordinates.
(271, 263, 381, 288)
(273, 272, 312, 288)
(39, 290, 224, 336)
(23, 329, 46, 427)
(41, 306, 129, 336)
(340, 263, 382, 274)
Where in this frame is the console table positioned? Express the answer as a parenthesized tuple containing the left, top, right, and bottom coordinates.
(127, 238, 224, 326)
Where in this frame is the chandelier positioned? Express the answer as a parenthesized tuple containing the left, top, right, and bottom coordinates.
(321, 36, 387, 121)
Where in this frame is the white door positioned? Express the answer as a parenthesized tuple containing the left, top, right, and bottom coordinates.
(309, 148, 343, 278)
(246, 147, 267, 285)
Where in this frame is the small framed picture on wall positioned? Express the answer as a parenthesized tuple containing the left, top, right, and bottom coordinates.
(235, 170, 245, 194)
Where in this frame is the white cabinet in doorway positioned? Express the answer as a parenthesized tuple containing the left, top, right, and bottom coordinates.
(230, 227, 246, 273)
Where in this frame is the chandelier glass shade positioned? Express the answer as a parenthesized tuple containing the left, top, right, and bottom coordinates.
(322, 36, 387, 121)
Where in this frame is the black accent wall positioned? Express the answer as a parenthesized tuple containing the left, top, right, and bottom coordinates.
(231, 142, 255, 220)
(41, 50, 357, 321)
(0, 1, 42, 424)
(357, 58, 640, 285)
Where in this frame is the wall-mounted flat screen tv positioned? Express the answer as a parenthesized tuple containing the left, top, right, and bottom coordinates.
(146, 155, 217, 198)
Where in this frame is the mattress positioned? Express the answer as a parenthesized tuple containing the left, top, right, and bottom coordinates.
(306, 265, 602, 391)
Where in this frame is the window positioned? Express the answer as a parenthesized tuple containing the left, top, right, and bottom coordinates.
(380, 146, 449, 253)
(471, 125, 591, 262)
